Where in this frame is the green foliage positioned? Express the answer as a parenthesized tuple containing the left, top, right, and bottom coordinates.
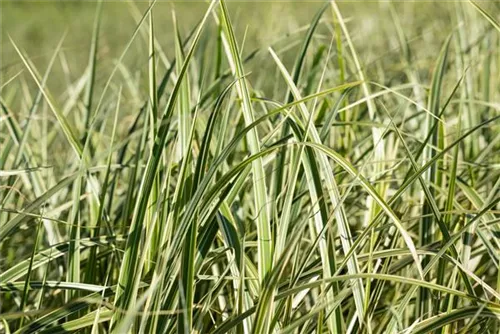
(1, 1, 499, 333)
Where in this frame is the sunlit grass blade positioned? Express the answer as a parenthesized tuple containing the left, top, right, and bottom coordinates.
(110, 1, 217, 330)
(219, 0, 273, 290)
(269, 46, 367, 331)
(9, 36, 83, 158)
(469, 1, 500, 32)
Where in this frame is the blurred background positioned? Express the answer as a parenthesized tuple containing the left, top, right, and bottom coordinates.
(2, 1, 498, 178)
(5, 1, 497, 97)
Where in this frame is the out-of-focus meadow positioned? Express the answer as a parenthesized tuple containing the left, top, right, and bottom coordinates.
(5, 1, 489, 102)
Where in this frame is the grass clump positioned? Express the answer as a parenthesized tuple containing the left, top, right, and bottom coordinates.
(1, 1, 499, 333)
